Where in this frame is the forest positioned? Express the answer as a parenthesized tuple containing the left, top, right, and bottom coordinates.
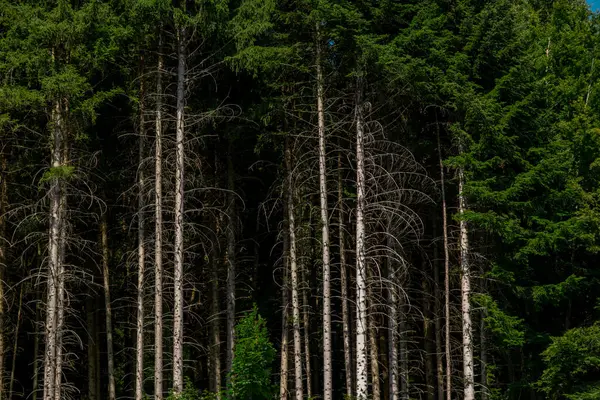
(2, 0, 600, 399)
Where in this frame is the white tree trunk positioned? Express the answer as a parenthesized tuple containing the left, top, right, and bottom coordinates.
(355, 80, 368, 400)
(338, 151, 353, 398)
(316, 24, 332, 400)
(459, 166, 474, 400)
(8, 285, 23, 400)
(172, 24, 186, 394)
(302, 263, 312, 399)
(154, 33, 164, 400)
(101, 218, 116, 400)
(135, 54, 147, 400)
(286, 145, 304, 400)
(368, 283, 380, 400)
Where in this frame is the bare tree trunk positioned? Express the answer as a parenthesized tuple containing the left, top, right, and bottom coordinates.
(368, 283, 380, 400)
(225, 146, 236, 382)
(43, 98, 62, 400)
(210, 244, 222, 396)
(437, 128, 451, 400)
(8, 285, 23, 400)
(280, 181, 291, 400)
(423, 276, 435, 400)
(172, 24, 186, 395)
(388, 256, 399, 400)
(101, 217, 116, 400)
(315, 24, 332, 400)
(33, 291, 41, 400)
(135, 53, 147, 400)
(399, 294, 409, 400)
(302, 264, 312, 399)
(459, 166, 474, 400)
(87, 295, 98, 400)
(0, 136, 6, 400)
(481, 309, 488, 400)
(154, 31, 165, 400)
(53, 198, 66, 400)
(286, 144, 304, 400)
(338, 150, 353, 398)
(355, 77, 368, 400)
(433, 221, 444, 400)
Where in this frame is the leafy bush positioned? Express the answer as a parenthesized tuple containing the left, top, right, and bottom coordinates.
(228, 304, 276, 399)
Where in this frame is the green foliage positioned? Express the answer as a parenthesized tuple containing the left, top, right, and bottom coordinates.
(473, 293, 525, 347)
(538, 324, 600, 399)
(40, 165, 76, 185)
(228, 304, 276, 400)
(167, 379, 201, 400)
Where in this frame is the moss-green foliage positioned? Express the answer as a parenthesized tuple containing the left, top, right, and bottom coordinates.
(228, 305, 276, 400)
(473, 293, 525, 347)
(538, 324, 600, 399)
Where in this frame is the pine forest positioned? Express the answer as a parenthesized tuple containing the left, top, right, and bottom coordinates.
(2, 0, 600, 399)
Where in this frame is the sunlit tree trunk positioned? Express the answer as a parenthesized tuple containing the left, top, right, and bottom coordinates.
(135, 53, 146, 400)
(280, 176, 291, 400)
(154, 31, 165, 400)
(368, 282, 380, 400)
(459, 165, 474, 400)
(286, 144, 304, 400)
(172, 23, 187, 395)
(388, 247, 399, 400)
(339, 150, 353, 398)
(355, 77, 368, 400)
(315, 24, 332, 400)
(302, 262, 312, 399)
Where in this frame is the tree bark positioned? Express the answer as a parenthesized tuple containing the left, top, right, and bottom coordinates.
(154, 31, 165, 400)
(101, 217, 116, 400)
(433, 219, 444, 400)
(280, 175, 291, 400)
(8, 285, 23, 400)
(459, 166, 475, 400)
(43, 98, 63, 400)
(338, 150, 353, 398)
(399, 293, 409, 400)
(135, 53, 146, 400)
(437, 128, 451, 400)
(315, 24, 333, 400)
(87, 295, 98, 400)
(355, 76, 368, 400)
(33, 288, 41, 400)
(225, 145, 236, 382)
(368, 283, 380, 400)
(423, 275, 435, 400)
(388, 251, 399, 400)
(302, 262, 312, 399)
(210, 244, 222, 396)
(481, 308, 488, 400)
(172, 24, 187, 395)
(286, 144, 304, 400)
(0, 134, 6, 400)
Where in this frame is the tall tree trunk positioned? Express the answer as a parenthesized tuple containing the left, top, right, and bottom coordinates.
(302, 263, 312, 399)
(154, 31, 165, 400)
(355, 77, 368, 400)
(43, 98, 62, 400)
(172, 24, 187, 395)
(368, 283, 380, 400)
(399, 293, 409, 400)
(101, 217, 116, 400)
(33, 289, 41, 400)
(481, 308, 488, 400)
(339, 150, 353, 398)
(437, 128, 451, 400)
(423, 275, 435, 400)
(315, 24, 332, 400)
(459, 166, 474, 400)
(8, 285, 23, 400)
(286, 144, 304, 400)
(280, 181, 291, 400)
(87, 295, 98, 400)
(135, 53, 147, 400)
(225, 145, 236, 382)
(388, 251, 399, 400)
(433, 220, 444, 400)
(0, 135, 6, 400)
(210, 243, 222, 396)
